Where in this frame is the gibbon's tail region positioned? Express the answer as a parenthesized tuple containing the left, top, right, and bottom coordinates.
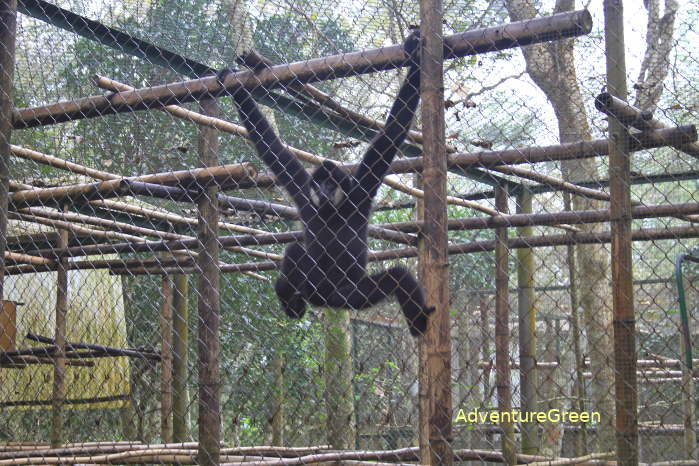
(222, 29, 434, 336)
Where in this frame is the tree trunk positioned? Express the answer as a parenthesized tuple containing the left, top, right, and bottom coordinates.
(323, 309, 356, 449)
(504, 0, 616, 451)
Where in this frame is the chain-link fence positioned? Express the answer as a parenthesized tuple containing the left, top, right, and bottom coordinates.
(0, 0, 697, 464)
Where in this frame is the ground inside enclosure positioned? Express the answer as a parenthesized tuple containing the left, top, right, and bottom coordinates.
(0, 0, 698, 464)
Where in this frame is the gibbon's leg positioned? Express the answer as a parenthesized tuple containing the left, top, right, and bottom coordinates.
(327, 266, 434, 336)
(276, 243, 310, 319)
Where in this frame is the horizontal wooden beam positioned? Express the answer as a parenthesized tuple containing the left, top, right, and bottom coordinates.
(595, 92, 699, 160)
(101, 224, 699, 276)
(13, 10, 592, 129)
(13, 201, 699, 262)
(9, 163, 256, 208)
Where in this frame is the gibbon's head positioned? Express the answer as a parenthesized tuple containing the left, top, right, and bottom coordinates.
(309, 161, 352, 211)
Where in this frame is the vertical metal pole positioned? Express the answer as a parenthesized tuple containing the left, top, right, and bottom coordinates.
(417, 0, 452, 463)
(604, 1, 638, 464)
(516, 189, 537, 455)
(0, 0, 16, 301)
(160, 276, 174, 443)
(675, 255, 697, 457)
(495, 186, 516, 465)
(172, 274, 190, 443)
(197, 95, 221, 466)
(51, 210, 68, 448)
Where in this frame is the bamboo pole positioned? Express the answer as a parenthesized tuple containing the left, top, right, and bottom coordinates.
(25, 333, 161, 360)
(516, 189, 537, 455)
(0, 445, 578, 466)
(50, 208, 68, 448)
(494, 186, 515, 465)
(160, 276, 174, 443)
(389, 125, 695, 173)
(95, 75, 679, 231)
(418, 2, 453, 463)
(13, 143, 412, 244)
(4, 251, 52, 265)
(195, 93, 221, 466)
(8, 163, 256, 208)
(91, 199, 266, 236)
(0, 0, 16, 301)
(14, 11, 592, 129)
(9, 211, 146, 243)
(604, 2, 638, 464)
(13, 223, 699, 277)
(171, 274, 189, 443)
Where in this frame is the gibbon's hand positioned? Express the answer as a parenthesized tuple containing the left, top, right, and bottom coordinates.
(403, 28, 421, 66)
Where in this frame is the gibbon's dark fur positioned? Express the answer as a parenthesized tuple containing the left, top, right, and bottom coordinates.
(223, 30, 434, 336)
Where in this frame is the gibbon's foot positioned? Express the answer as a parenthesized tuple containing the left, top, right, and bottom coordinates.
(215, 66, 240, 88)
(282, 293, 307, 319)
(407, 304, 436, 337)
(403, 28, 421, 64)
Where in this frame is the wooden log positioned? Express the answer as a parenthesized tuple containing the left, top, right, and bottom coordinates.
(4, 250, 52, 265)
(26, 333, 161, 360)
(17, 201, 699, 262)
(171, 274, 189, 443)
(195, 94, 221, 466)
(11, 145, 116, 180)
(604, 5, 639, 462)
(50, 213, 68, 447)
(92, 199, 266, 235)
(14, 11, 593, 128)
(160, 276, 173, 443)
(595, 92, 699, 159)
(8, 164, 256, 208)
(9, 211, 145, 243)
(0, 0, 17, 301)
(493, 186, 515, 465)
(18, 206, 184, 241)
(101, 224, 699, 277)
(516, 189, 537, 455)
(387, 125, 697, 173)
(416, 3, 453, 464)
(10, 146, 266, 234)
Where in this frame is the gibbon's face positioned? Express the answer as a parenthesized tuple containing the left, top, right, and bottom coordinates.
(310, 173, 344, 209)
(309, 161, 347, 210)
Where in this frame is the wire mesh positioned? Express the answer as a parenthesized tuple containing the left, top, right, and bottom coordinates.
(0, 0, 697, 464)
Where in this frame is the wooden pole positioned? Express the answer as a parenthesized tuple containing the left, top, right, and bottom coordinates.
(14, 11, 592, 129)
(13, 222, 699, 274)
(270, 353, 284, 446)
(160, 276, 174, 444)
(172, 274, 190, 443)
(196, 93, 221, 466)
(604, 1, 638, 464)
(494, 186, 515, 465)
(50, 206, 68, 448)
(0, 0, 16, 301)
(594, 92, 699, 160)
(516, 189, 537, 455)
(418, 0, 453, 463)
(323, 309, 355, 449)
(8, 164, 256, 208)
(564, 193, 588, 456)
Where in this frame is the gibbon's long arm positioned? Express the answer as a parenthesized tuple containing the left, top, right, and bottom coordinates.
(230, 87, 311, 208)
(354, 35, 421, 202)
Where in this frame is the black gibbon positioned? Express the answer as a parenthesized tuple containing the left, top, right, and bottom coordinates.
(222, 30, 434, 336)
